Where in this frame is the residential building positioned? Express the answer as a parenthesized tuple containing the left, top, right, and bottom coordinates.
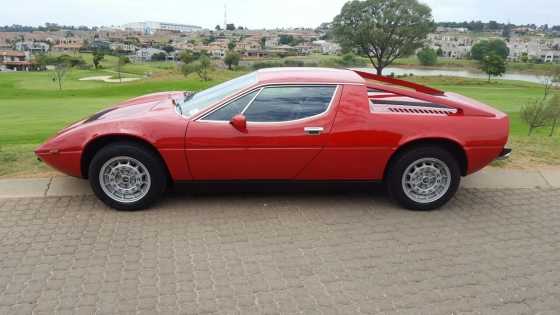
(15, 41, 50, 53)
(52, 38, 83, 53)
(110, 42, 138, 53)
(427, 33, 474, 59)
(312, 40, 341, 55)
(121, 21, 202, 35)
(0, 50, 31, 71)
(135, 48, 166, 61)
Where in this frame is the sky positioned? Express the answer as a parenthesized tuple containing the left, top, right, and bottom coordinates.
(1, 0, 558, 29)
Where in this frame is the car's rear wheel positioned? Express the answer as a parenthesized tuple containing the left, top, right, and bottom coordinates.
(386, 146, 460, 211)
(89, 142, 167, 211)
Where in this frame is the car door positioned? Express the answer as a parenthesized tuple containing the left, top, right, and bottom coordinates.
(241, 85, 340, 179)
(186, 84, 341, 180)
(185, 90, 259, 180)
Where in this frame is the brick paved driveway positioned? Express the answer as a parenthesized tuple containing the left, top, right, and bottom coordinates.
(0, 185, 559, 315)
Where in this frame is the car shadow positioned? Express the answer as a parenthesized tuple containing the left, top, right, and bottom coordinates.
(168, 181, 386, 198)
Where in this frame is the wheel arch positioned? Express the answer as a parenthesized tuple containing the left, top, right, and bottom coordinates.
(81, 134, 172, 180)
(383, 137, 468, 180)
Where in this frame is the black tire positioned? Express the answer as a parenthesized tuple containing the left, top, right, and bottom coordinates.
(386, 146, 461, 211)
(88, 142, 168, 211)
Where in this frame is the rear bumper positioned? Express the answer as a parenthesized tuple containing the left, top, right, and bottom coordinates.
(496, 148, 512, 160)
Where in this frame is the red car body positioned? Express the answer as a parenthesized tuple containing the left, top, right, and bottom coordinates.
(36, 68, 509, 184)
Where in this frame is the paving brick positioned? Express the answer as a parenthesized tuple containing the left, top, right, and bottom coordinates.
(0, 188, 559, 313)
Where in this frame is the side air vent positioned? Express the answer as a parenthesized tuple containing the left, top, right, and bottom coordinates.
(371, 101, 458, 116)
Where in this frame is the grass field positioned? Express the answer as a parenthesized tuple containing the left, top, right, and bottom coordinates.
(0, 54, 559, 177)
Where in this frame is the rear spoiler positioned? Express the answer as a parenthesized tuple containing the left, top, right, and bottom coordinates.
(351, 69, 445, 96)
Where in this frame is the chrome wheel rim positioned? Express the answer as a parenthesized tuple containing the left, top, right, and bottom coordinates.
(402, 158, 451, 204)
(99, 156, 151, 204)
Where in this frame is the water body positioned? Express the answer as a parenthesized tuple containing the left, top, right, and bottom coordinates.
(360, 67, 554, 85)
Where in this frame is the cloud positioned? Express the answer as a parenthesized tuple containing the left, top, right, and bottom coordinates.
(1, 0, 558, 28)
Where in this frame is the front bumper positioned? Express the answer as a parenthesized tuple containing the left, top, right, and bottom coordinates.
(496, 148, 512, 160)
(35, 149, 83, 178)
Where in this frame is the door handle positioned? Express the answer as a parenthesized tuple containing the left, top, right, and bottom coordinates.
(304, 127, 324, 135)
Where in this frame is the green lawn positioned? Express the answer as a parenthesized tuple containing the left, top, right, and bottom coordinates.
(0, 57, 558, 177)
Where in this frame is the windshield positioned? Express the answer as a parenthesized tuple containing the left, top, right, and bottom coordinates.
(179, 72, 258, 117)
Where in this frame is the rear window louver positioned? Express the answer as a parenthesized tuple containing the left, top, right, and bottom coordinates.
(370, 100, 458, 116)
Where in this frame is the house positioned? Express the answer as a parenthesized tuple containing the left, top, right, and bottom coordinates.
(135, 48, 166, 61)
(508, 37, 560, 63)
(0, 50, 32, 71)
(427, 34, 473, 59)
(312, 40, 341, 55)
(52, 38, 83, 53)
(110, 42, 138, 53)
(15, 41, 50, 53)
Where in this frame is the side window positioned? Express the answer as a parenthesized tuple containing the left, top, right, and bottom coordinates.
(203, 91, 258, 121)
(244, 86, 336, 122)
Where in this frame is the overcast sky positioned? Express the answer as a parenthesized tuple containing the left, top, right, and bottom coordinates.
(1, 0, 558, 29)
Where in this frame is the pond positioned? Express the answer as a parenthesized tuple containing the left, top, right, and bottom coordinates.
(359, 67, 555, 85)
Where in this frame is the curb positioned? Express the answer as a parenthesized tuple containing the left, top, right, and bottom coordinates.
(0, 169, 559, 199)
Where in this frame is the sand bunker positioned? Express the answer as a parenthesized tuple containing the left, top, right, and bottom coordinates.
(79, 75, 141, 83)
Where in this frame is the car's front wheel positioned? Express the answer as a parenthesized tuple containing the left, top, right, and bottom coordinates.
(386, 146, 461, 211)
(89, 142, 168, 211)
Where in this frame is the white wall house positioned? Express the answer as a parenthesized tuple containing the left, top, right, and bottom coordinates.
(135, 48, 166, 61)
(121, 21, 202, 34)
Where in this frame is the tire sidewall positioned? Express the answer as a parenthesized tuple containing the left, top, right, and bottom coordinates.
(387, 146, 461, 211)
(89, 143, 167, 211)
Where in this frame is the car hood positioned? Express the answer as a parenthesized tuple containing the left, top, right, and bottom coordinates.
(91, 91, 185, 121)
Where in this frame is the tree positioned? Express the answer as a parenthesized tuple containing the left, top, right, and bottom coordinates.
(115, 56, 130, 83)
(179, 50, 194, 64)
(417, 47, 437, 66)
(502, 24, 512, 40)
(470, 39, 509, 61)
(161, 45, 175, 54)
(226, 23, 236, 31)
(331, 0, 434, 75)
(480, 54, 506, 82)
(260, 37, 267, 50)
(182, 55, 212, 81)
(487, 20, 499, 30)
(547, 94, 560, 137)
(521, 99, 549, 136)
(215, 25, 222, 31)
(52, 63, 69, 91)
(151, 52, 167, 61)
(279, 35, 294, 45)
(92, 50, 104, 69)
(224, 51, 240, 70)
(228, 40, 237, 51)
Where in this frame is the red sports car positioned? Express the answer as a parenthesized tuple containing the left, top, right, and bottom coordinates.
(36, 68, 510, 211)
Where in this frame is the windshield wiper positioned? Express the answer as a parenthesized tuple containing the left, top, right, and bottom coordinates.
(184, 91, 195, 102)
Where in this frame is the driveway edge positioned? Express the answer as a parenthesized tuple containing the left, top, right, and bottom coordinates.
(0, 169, 559, 199)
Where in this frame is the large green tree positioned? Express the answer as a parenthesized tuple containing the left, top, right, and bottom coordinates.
(332, 0, 434, 75)
(470, 39, 509, 61)
(480, 54, 506, 82)
(224, 51, 240, 70)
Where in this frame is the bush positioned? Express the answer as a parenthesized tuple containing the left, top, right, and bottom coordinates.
(319, 53, 367, 68)
(283, 59, 305, 67)
(182, 55, 212, 81)
(417, 48, 438, 66)
(252, 61, 283, 70)
(151, 52, 167, 61)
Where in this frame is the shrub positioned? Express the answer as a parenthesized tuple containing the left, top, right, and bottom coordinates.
(417, 47, 438, 66)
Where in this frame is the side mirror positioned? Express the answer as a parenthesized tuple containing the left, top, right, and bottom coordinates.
(230, 114, 247, 132)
